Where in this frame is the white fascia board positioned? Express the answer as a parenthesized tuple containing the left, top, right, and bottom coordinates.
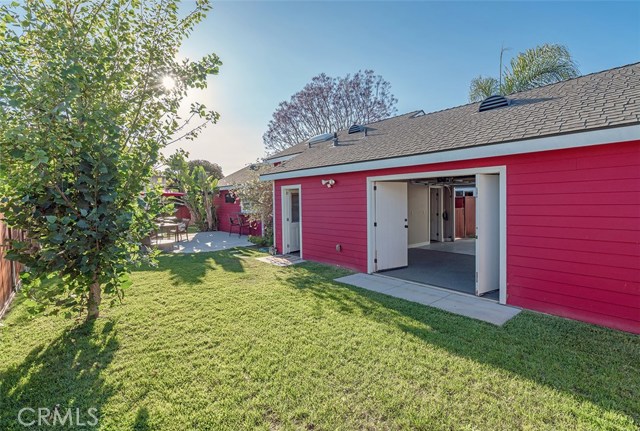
(260, 124, 640, 181)
(218, 185, 235, 191)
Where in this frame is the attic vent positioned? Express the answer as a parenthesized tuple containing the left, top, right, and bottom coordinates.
(308, 132, 333, 147)
(348, 124, 364, 134)
(478, 95, 509, 112)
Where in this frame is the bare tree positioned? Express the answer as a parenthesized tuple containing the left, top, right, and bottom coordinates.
(263, 70, 398, 154)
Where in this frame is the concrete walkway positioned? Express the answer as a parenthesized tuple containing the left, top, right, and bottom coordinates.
(157, 231, 253, 253)
(335, 273, 521, 325)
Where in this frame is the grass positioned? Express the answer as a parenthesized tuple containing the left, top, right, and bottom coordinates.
(0, 248, 638, 430)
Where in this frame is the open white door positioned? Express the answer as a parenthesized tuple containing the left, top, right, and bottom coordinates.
(475, 174, 500, 295)
(374, 182, 408, 271)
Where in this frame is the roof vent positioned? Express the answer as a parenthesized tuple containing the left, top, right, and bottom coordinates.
(308, 132, 333, 147)
(348, 124, 363, 134)
(478, 95, 509, 112)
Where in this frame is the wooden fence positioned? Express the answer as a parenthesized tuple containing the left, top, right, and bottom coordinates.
(454, 196, 477, 239)
(0, 216, 24, 317)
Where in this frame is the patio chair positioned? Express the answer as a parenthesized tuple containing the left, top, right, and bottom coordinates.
(177, 219, 190, 241)
(229, 215, 241, 237)
(238, 214, 251, 236)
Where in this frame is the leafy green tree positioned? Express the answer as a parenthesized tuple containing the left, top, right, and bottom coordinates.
(188, 159, 223, 180)
(0, 0, 221, 320)
(233, 166, 273, 244)
(469, 44, 579, 102)
(165, 150, 219, 231)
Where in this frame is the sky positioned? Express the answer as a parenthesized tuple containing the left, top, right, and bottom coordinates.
(168, 1, 640, 175)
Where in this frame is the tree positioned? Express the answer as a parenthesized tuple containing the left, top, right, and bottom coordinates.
(188, 159, 223, 180)
(165, 151, 219, 231)
(469, 44, 580, 102)
(0, 0, 221, 320)
(233, 170, 273, 244)
(263, 70, 398, 154)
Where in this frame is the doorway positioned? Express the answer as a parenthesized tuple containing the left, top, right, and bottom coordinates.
(367, 167, 506, 303)
(429, 187, 442, 242)
(282, 186, 302, 255)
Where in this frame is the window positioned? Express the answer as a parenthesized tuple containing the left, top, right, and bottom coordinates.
(291, 192, 300, 223)
(225, 192, 236, 204)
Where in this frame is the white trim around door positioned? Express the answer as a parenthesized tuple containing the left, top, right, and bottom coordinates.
(366, 166, 507, 304)
(281, 185, 302, 257)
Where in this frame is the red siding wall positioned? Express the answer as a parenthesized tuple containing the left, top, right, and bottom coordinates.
(214, 191, 263, 235)
(274, 140, 640, 334)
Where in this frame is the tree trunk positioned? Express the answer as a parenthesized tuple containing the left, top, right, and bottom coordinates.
(87, 281, 101, 321)
(206, 206, 213, 231)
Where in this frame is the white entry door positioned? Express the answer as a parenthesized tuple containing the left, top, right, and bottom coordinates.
(475, 174, 500, 295)
(374, 182, 408, 271)
(283, 188, 301, 253)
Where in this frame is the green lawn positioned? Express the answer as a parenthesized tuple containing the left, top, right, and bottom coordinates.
(1, 249, 638, 430)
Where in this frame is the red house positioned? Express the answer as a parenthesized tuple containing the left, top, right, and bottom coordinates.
(215, 165, 263, 235)
(260, 64, 640, 334)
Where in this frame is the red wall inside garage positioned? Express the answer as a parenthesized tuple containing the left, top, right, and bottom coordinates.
(274, 140, 640, 334)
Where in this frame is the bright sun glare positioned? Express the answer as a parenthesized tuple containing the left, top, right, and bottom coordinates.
(162, 75, 176, 90)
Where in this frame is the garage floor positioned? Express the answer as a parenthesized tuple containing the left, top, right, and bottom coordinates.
(418, 238, 476, 255)
(382, 240, 499, 300)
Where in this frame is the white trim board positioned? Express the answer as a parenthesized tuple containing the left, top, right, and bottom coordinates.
(272, 181, 277, 249)
(261, 124, 639, 180)
(280, 185, 303, 258)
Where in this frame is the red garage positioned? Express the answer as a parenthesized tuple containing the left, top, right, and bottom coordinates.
(261, 64, 640, 334)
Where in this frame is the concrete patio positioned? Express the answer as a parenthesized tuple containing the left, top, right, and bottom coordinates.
(335, 273, 521, 325)
(156, 231, 253, 253)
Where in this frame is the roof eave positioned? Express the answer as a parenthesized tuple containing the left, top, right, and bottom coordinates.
(260, 123, 640, 181)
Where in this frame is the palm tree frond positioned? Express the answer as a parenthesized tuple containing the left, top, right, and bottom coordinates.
(469, 76, 500, 102)
(503, 44, 579, 94)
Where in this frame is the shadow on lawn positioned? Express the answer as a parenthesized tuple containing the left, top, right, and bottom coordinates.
(281, 263, 640, 426)
(0, 320, 118, 430)
(132, 407, 151, 431)
(134, 248, 252, 285)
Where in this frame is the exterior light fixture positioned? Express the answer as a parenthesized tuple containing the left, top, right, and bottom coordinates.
(321, 179, 335, 188)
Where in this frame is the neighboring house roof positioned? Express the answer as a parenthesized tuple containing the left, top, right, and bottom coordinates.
(261, 63, 640, 179)
(218, 164, 265, 189)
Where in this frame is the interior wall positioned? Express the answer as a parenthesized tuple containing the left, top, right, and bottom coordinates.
(408, 183, 429, 247)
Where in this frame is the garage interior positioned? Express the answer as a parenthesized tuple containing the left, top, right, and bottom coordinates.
(377, 175, 499, 300)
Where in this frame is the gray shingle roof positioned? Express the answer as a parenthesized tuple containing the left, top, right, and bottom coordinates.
(261, 63, 640, 177)
(219, 164, 263, 187)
